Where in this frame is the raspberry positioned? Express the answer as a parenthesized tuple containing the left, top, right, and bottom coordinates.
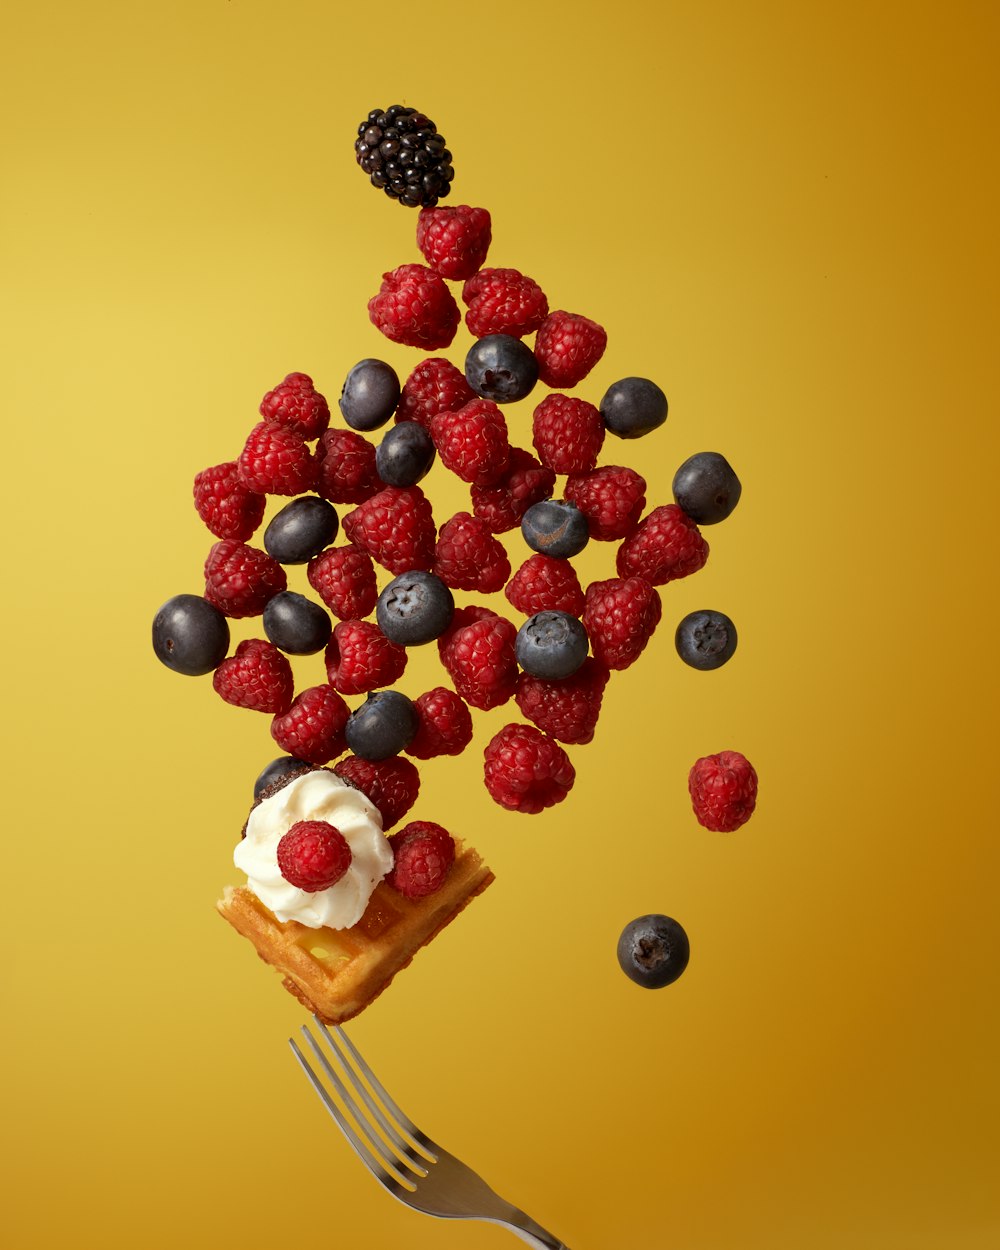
(437, 604, 501, 664)
(405, 687, 474, 759)
(342, 486, 436, 575)
(441, 614, 518, 710)
(315, 428, 380, 504)
(276, 820, 352, 892)
(271, 684, 350, 765)
(333, 755, 420, 831)
(416, 205, 492, 280)
(532, 393, 604, 475)
(368, 264, 460, 350)
(514, 657, 610, 745)
(688, 750, 758, 832)
(324, 620, 407, 696)
(307, 544, 378, 620)
(483, 723, 575, 814)
(582, 576, 662, 671)
(204, 539, 287, 618)
(193, 462, 266, 543)
(259, 372, 330, 441)
(505, 554, 585, 617)
(431, 398, 510, 486)
(462, 268, 549, 339)
(395, 358, 475, 429)
(470, 447, 556, 533)
(616, 504, 709, 585)
(385, 821, 456, 899)
(434, 512, 511, 593)
(533, 311, 607, 388)
(564, 465, 646, 542)
(237, 421, 318, 497)
(212, 639, 294, 715)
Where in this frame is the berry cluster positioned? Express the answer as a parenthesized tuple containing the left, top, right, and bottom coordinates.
(153, 110, 759, 922)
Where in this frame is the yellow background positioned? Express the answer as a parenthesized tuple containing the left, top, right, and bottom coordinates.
(3, 2, 998, 1247)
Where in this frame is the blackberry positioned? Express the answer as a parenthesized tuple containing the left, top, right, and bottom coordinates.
(355, 106, 455, 209)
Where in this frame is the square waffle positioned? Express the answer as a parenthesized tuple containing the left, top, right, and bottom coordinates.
(217, 837, 493, 1023)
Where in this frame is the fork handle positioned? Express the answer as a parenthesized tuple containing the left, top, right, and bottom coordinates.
(499, 1211, 571, 1249)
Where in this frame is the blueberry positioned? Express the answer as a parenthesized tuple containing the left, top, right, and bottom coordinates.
(345, 690, 419, 760)
(515, 611, 589, 680)
(253, 755, 311, 801)
(675, 609, 738, 670)
(617, 914, 690, 988)
(376, 571, 454, 645)
(263, 496, 338, 564)
(599, 377, 668, 439)
(672, 452, 742, 524)
(152, 594, 230, 676)
(339, 359, 401, 431)
(521, 499, 589, 559)
(464, 334, 539, 403)
(376, 422, 436, 487)
(263, 591, 332, 655)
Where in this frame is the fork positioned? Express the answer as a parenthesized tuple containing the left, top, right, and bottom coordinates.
(290, 1018, 572, 1249)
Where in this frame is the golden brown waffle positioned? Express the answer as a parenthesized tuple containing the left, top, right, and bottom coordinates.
(217, 838, 494, 1023)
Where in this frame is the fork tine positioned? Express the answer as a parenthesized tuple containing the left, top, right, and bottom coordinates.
(318, 1020, 437, 1162)
(291, 1032, 418, 1190)
(315, 1021, 436, 1166)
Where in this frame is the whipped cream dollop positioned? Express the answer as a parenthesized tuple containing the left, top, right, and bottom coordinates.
(235, 769, 393, 929)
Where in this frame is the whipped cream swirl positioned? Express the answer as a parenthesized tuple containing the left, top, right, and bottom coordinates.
(234, 769, 393, 929)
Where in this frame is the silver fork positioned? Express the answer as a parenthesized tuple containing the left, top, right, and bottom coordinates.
(290, 1018, 572, 1249)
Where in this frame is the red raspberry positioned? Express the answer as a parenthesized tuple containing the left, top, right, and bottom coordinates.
(333, 755, 420, 832)
(368, 263, 460, 350)
(193, 461, 265, 543)
(514, 657, 610, 745)
(237, 421, 318, 496)
(470, 447, 556, 533)
(307, 544, 378, 620)
(258, 372, 330, 441)
(416, 205, 492, 280)
(483, 724, 575, 814)
(395, 357, 475, 430)
(315, 428, 380, 504)
(271, 684, 349, 765)
(342, 486, 436, 575)
(276, 820, 352, 892)
(324, 620, 407, 696)
(533, 311, 607, 388)
(405, 687, 474, 759)
(532, 393, 604, 475)
(437, 604, 501, 665)
(505, 553, 585, 617)
(212, 638, 293, 715)
(688, 750, 758, 832)
(204, 539, 287, 618)
(431, 398, 510, 486)
(616, 504, 709, 585)
(582, 576, 662, 671)
(461, 268, 549, 339)
(564, 466, 646, 542)
(441, 614, 518, 710)
(385, 821, 456, 899)
(434, 512, 511, 593)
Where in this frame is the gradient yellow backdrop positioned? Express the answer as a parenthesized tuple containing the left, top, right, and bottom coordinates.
(3, 2, 998, 1247)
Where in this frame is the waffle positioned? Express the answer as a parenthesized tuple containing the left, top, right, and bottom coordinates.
(217, 838, 494, 1023)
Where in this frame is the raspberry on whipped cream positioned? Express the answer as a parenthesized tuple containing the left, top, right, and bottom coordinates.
(235, 770, 392, 929)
